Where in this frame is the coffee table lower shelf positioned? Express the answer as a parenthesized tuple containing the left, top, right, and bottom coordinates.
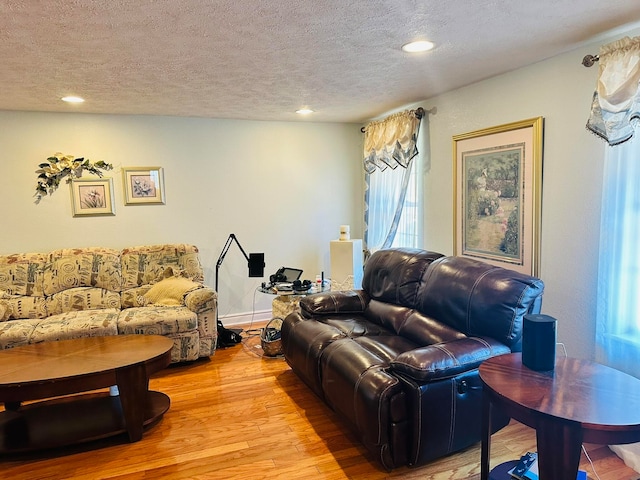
(0, 391, 170, 453)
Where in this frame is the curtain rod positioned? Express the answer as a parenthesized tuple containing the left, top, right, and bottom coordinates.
(360, 107, 426, 133)
(582, 54, 599, 67)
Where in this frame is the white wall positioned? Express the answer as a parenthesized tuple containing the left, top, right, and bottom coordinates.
(0, 112, 363, 322)
(3, 25, 635, 359)
(407, 33, 640, 361)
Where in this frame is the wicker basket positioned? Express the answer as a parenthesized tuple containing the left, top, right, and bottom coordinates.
(261, 317, 283, 357)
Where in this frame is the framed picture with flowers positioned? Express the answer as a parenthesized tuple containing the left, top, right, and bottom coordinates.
(453, 117, 544, 276)
(122, 167, 165, 205)
(70, 178, 115, 217)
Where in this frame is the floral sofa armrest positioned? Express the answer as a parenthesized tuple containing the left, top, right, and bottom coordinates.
(184, 286, 217, 313)
(185, 286, 218, 356)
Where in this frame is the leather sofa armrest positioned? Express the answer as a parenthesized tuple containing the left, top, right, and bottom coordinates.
(184, 286, 217, 313)
(390, 337, 511, 382)
(299, 290, 370, 318)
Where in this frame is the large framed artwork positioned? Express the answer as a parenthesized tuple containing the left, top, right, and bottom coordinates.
(453, 117, 544, 276)
(70, 178, 115, 217)
(122, 167, 165, 205)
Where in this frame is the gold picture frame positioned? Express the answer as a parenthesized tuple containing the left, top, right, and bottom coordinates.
(122, 167, 165, 205)
(70, 178, 115, 217)
(453, 117, 544, 276)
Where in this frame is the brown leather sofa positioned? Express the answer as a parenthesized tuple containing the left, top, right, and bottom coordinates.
(281, 248, 545, 469)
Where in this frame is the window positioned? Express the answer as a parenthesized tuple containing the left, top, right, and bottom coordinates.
(596, 137, 640, 379)
(363, 109, 423, 254)
(364, 149, 422, 251)
(380, 155, 420, 249)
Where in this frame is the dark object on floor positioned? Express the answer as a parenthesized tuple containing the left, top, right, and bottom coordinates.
(488, 460, 519, 480)
(217, 320, 242, 348)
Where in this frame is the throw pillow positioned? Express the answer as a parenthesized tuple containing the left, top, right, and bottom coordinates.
(143, 275, 201, 306)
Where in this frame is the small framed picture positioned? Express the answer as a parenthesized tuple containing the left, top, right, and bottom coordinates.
(122, 167, 165, 205)
(70, 178, 115, 217)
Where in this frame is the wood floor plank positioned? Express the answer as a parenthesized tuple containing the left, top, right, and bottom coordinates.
(0, 327, 637, 479)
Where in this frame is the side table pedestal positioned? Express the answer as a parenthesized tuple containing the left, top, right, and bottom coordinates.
(272, 295, 302, 319)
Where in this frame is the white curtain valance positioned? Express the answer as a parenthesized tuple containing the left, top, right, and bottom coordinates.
(363, 109, 422, 173)
(587, 36, 640, 146)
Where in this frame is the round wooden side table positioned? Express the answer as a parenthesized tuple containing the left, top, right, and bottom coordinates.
(479, 353, 640, 480)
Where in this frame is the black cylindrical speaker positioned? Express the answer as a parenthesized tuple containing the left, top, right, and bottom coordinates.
(522, 314, 557, 371)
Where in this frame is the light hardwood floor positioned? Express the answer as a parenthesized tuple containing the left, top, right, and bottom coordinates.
(1, 326, 638, 479)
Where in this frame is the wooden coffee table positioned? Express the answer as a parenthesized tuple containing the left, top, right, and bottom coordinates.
(0, 335, 173, 453)
(479, 353, 640, 480)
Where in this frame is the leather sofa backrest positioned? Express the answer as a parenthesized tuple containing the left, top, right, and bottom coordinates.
(366, 300, 468, 345)
(416, 256, 544, 349)
(362, 248, 444, 309)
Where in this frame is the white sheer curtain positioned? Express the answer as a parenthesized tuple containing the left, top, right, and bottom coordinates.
(363, 109, 422, 255)
(595, 137, 640, 377)
(589, 35, 640, 472)
(589, 35, 640, 377)
(365, 162, 415, 250)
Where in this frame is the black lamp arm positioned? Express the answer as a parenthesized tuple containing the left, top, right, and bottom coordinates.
(216, 234, 249, 290)
(215, 234, 265, 292)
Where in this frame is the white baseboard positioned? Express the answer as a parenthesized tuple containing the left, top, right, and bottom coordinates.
(219, 309, 272, 328)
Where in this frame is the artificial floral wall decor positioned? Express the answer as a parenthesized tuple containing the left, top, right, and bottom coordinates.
(34, 153, 113, 204)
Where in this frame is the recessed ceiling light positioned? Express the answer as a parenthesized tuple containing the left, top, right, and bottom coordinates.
(61, 96, 85, 103)
(296, 108, 314, 115)
(401, 40, 435, 53)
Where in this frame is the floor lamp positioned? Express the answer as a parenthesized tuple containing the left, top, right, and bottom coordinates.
(215, 234, 265, 345)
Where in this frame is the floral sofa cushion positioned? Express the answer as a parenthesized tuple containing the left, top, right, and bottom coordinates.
(29, 309, 120, 343)
(0, 293, 47, 320)
(117, 306, 200, 362)
(0, 252, 47, 297)
(0, 317, 41, 349)
(121, 285, 152, 308)
(0, 252, 48, 319)
(46, 286, 122, 315)
(44, 247, 122, 296)
(121, 244, 204, 289)
(117, 305, 198, 335)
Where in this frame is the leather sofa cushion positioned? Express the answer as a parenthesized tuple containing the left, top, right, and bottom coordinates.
(365, 300, 467, 345)
(320, 337, 408, 469)
(319, 313, 394, 338)
(361, 248, 444, 308)
(300, 290, 369, 317)
(353, 335, 418, 363)
(417, 256, 544, 349)
(281, 314, 346, 398)
(390, 336, 510, 382)
(304, 296, 467, 348)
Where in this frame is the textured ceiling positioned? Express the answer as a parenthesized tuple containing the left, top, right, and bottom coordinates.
(1, 1, 640, 123)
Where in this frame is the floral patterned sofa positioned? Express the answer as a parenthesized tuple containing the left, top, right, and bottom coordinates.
(0, 244, 217, 363)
